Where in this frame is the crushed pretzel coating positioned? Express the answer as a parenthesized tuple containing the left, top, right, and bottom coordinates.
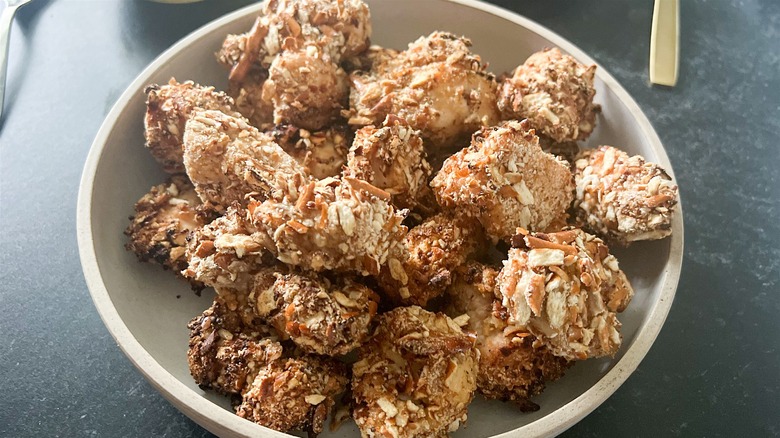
(125, 175, 214, 283)
(431, 120, 574, 240)
(444, 262, 570, 408)
(352, 306, 478, 438)
(227, 70, 275, 130)
(496, 228, 634, 361)
(573, 146, 679, 245)
(498, 48, 599, 143)
(251, 268, 379, 356)
(345, 115, 432, 210)
(236, 355, 348, 436)
(271, 123, 353, 179)
(250, 176, 407, 275)
(347, 31, 500, 151)
(377, 212, 485, 306)
(144, 79, 240, 173)
(182, 109, 310, 207)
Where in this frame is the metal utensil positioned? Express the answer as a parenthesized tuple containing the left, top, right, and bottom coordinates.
(649, 0, 679, 86)
(1, 0, 34, 121)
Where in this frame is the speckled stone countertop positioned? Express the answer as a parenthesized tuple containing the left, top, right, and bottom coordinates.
(1, 0, 778, 436)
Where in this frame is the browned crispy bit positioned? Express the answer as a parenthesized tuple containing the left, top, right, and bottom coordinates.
(431, 120, 574, 241)
(377, 212, 485, 306)
(444, 262, 571, 408)
(496, 228, 634, 361)
(270, 123, 353, 179)
(537, 134, 580, 163)
(498, 48, 600, 143)
(352, 306, 478, 438)
(572, 145, 679, 245)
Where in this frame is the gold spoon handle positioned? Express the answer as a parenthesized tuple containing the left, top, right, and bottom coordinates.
(650, 0, 680, 86)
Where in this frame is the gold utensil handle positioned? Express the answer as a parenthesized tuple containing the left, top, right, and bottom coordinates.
(650, 0, 679, 86)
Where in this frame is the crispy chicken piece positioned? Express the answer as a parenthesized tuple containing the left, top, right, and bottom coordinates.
(496, 228, 634, 361)
(573, 146, 679, 245)
(217, 0, 371, 82)
(125, 175, 213, 281)
(182, 109, 310, 207)
(348, 32, 500, 151)
(187, 295, 283, 395)
(431, 120, 574, 240)
(237, 355, 349, 436)
(250, 176, 407, 275)
(144, 79, 240, 173)
(262, 47, 349, 131)
(444, 262, 570, 408)
(270, 124, 352, 180)
(352, 306, 478, 438)
(344, 115, 432, 210)
(252, 268, 379, 356)
(184, 207, 273, 291)
(377, 212, 485, 306)
(498, 48, 599, 143)
(227, 70, 275, 129)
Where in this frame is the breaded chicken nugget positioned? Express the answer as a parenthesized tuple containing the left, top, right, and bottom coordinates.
(431, 120, 574, 240)
(498, 48, 599, 143)
(445, 262, 570, 408)
(352, 306, 478, 438)
(144, 79, 240, 173)
(573, 146, 679, 245)
(250, 176, 407, 275)
(237, 355, 348, 436)
(182, 109, 310, 207)
(496, 228, 633, 361)
(125, 175, 213, 281)
(270, 123, 352, 180)
(345, 115, 432, 210)
(377, 212, 485, 306)
(348, 32, 500, 151)
(252, 268, 379, 356)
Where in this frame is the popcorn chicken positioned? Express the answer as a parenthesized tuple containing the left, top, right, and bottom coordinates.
(496, 228, 634, 361)
(262, 47, 349, 130)
(182, 109, 310, 207)
(498, 48, 599, 143)
(377, 212, 485, 306)
(251, 268, 379, 356)
(237, 355, 348, 436)
(431, 120, 574, 240)
(444, 262, 570, 409)
(573, 146, 679, 245)
(125, 175, 214, 282)
(270, 123, 352, 180)
(344, 115, 432, 210)
(144, 79, 240, 173)
(348, 32, 500, 151)
(352, 306, 478, 438)
(250, 176, 407, 275)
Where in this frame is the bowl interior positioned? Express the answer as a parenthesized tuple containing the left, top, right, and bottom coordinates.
(81, 1, 682, 437)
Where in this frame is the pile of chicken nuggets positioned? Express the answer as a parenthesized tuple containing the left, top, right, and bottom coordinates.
(124, 0, 679, 436)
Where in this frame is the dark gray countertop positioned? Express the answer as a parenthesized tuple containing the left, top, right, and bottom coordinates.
(1, 0, 778, 436)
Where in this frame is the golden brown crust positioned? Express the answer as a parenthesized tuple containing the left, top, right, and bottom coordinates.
(431, 120, 574, 240)
(347, 32, 500, 151)
(498, 48, 599, 143)
(496, 228, 634, 361)
(236, 355, 348, 436)
(125, 175, 214, 282)
(144, 79, 240, 173)
(345, 115, 432, 210)
(444, 262, 570, 407)
(270, 123, 352, 179)
(251, 268, 379, 356)
(573, 146, 679, 245)
(250, 177, 407, 275)
(182, 109, 310, 208)
(352, 306, 478, 438)
(377, 212, 485, 306)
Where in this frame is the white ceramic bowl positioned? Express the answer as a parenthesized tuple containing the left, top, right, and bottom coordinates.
(77, 1, 684, 437)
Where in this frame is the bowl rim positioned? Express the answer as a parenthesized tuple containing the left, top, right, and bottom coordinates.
(77, 1, 684, 437)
